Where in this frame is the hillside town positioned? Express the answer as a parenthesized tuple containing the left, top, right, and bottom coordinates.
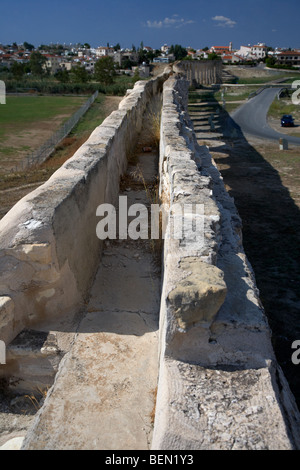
(0, 40, 299, 79)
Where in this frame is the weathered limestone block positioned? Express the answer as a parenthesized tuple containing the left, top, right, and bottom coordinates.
(168, 258, 227, 330)
(4, 329, 62, 394)
(0, 296, 14, 334)
(152, 359, 300, 450)
(7, 243, 52, 264)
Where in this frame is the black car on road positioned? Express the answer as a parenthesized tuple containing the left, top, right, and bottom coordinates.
(281, 115, 295, 127)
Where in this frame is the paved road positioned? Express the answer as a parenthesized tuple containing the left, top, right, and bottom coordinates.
(229, 87, 300, 146)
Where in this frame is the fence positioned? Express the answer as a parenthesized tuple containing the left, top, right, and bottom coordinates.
(14, 90, 99, 172)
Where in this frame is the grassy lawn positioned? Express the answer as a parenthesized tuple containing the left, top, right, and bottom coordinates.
(0, 95, 86, 135)
(0, 95, 87, 170)
(267, 95, 300, 137)
(0, 95, 122, 218)
(237, 73, 298, 84)
(268, 96, 300, 119)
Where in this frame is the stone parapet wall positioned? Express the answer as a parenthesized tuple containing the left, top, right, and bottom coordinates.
(152, 76, 300, 449)
(0, 70, 170, 346)
(173, 60, 223, 86)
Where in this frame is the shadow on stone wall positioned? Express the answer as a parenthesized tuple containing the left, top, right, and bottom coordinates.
(189, 90, 300, 410)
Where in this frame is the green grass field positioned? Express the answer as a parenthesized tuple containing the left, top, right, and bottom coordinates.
(0, 96, 86, 131)
(0, 94, 122, 219)
(268, 97, 300, 118)
(0, 95, 87, 170)
(237, 73, 298, 84)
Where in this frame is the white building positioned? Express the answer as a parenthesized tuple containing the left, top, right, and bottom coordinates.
(236, 45, 252, 58)
(96, 47, 115, 57)
(161, 44, 169, 54)
(222, 54, 242, 64)
(251, 43, 267, 59)
(196, 50, 209, 59)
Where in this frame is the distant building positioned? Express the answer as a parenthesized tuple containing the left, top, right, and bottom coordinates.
(222, 54, 241, 64)
(113, 50, 138, 67)
(161, 44, 169, 54)
(277, 51, 300, 68)
(59, 60, 73, 71)
(210, 45, 231, 55)
(43, 54, 63, 74)
(251, 43, 267, 59)
(236, 45, 253, 59)
(139, 63, 150, 78)
(83, 60, 96, 73)
(197, 50, 209, 59)
(96, 47, 115, 57)
(153, 56, 170, 63)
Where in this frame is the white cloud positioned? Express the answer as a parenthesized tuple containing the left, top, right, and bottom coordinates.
(212, 15, 237, 28)
(145, 15, 195, 29)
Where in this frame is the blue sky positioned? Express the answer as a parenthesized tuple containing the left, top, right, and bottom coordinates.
(0, 0, 299, 50)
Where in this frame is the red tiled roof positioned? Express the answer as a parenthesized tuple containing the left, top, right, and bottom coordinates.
(278, 51, 300, 56)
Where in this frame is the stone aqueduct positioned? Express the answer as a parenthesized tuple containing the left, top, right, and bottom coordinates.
(173, 59, 223, 86)
(0, 60, 299, 450)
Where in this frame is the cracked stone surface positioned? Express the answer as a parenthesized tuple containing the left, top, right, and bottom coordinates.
(153, 359, 299, 450)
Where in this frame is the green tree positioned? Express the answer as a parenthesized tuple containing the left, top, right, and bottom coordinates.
(23, 41, 35, 51)
(55, 69, 70, 83)
(11, 61, 26, 78)
(207, 52, 220, 60)
(138, 48, 147, 64)
(146, 50, 155, 62)
(132, 67, 141, 83)
(29, 51, 46, 76)
(266, 55, 276, 67)
(121, 58, 136, 69)
(70, 64, 90, 83)
(169, 44, 188, 61)
(38, 44, 48, 51)
(94, 56, 115, 84)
